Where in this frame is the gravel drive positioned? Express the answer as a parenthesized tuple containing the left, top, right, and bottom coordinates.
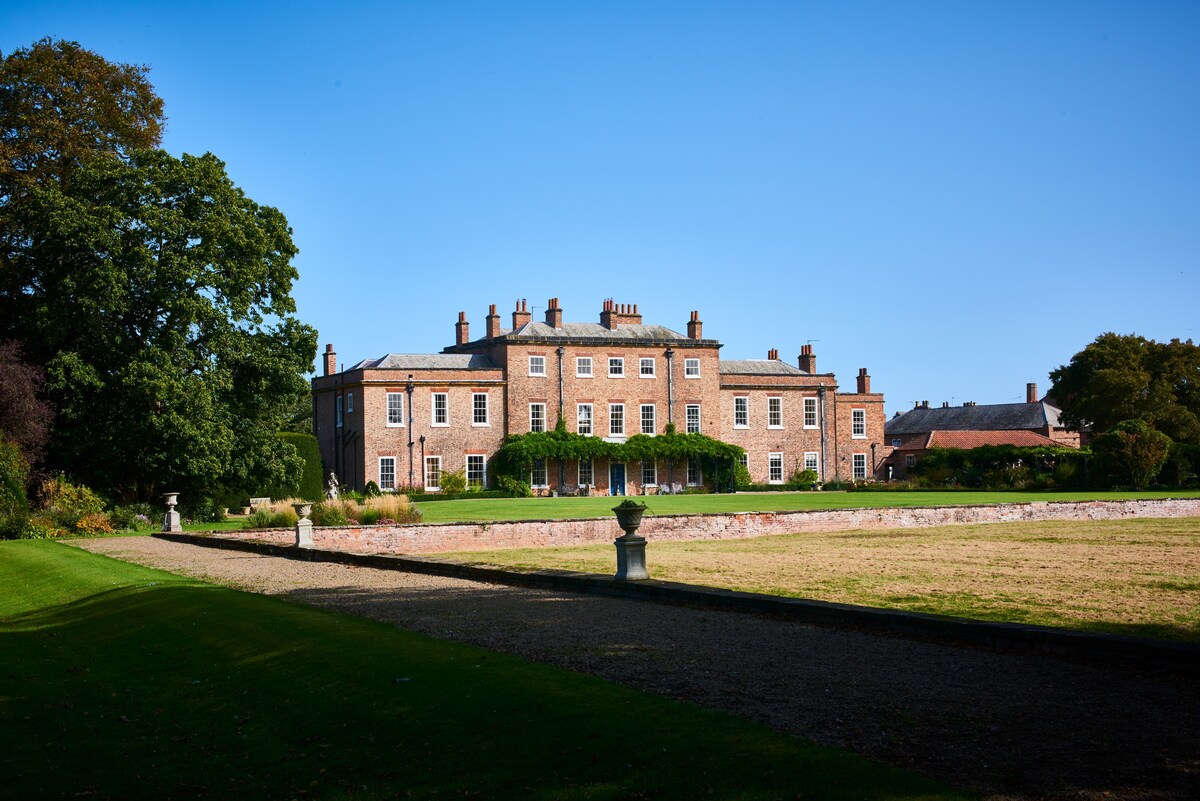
(75, 537, 1199, 801)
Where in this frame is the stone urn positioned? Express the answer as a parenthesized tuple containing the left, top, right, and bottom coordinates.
(612, 501, 647, 535)
(292, 502, 313, 520)
(161, 492, 182, 533)
(611, 501, 649, 581)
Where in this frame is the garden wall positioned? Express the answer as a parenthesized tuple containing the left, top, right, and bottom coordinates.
(213, 497, 1200, 555)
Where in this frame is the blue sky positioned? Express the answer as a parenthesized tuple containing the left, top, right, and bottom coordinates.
(4, 1, 1198, 416)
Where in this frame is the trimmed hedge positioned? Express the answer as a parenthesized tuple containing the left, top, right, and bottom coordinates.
(268, 432, 324, 501)
(409, 490, 510, 503)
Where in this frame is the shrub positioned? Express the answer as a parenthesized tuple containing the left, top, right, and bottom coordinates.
(311, 499, 356, 527)
(19, 517, 63, 539)
(183, 497, 228, 523)
(359, 494, 420, 524)
(75, 512, 114, 536)
(36, 476, 106, 531)
(496, 475, 531, 497)
(439, 469, 467, 494)
(789, 467, 819, 488)
(109, 503, 157, 532)
(363, 480, 382, 498)
(0, 440, 30, 539)
(1091, 420, 1172, 489)
(245, 497, 301, 528)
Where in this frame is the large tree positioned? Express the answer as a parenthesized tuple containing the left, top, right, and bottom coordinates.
(1, 40, 315, 503)
(0, 339, 53, 465)
(1049, 333, 1200, 444)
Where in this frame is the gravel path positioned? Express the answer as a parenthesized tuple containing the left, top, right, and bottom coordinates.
(75, 537, 1199, 801)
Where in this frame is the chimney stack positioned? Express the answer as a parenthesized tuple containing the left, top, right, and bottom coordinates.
(1026, 382, 1038, 403)
(686, 310, 702, 340)
(798, 344, 816, 373)
(856, 367, 871, 394)
(600, 299, 642, 329)
(545, 297, 563, 329)
(486, 304, 500, 339)
(512, 298, 531, 331)
(323, 343, 336, 376)
(922, 400, 930, 409)
(455, 311, 470, 345)
(767, 348, 779, 361)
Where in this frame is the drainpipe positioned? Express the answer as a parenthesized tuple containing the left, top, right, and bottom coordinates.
(557, 346, 565, 490)
(406, 374, 414, 488)
(665, 347, 675, 487)
(419, 435, 426, 490)
(818, 384, 827, 483)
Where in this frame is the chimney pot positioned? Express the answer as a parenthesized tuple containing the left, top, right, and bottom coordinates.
(455, 311, 470, 345)
(687, 310, 703, 339)
(797, 345, 816, 373)
(856, 368, 871, 394)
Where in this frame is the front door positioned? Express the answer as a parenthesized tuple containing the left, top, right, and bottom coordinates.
(609, 463, 626, 496)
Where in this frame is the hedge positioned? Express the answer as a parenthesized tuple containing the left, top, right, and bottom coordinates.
(271, 432, 324, 501)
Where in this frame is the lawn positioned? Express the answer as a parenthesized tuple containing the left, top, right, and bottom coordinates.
(412, 488, 1200, 523)
(442, 518, 1200, 642)
(0, 540, 970, 801)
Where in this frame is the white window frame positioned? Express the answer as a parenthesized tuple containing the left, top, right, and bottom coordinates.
(578, 458, 593, 487)
(734, 396, 749, 428)
(528, 355, 546, 376)
(424, 455, 441, 492)
(431, 392, 449, 427)
(336, 395, 343, 427)
(346, 392, 354, 413)
(768, 452, 784, 484)
(640, 403, 656, 435)
(684, 358, 700, 379)
(768, 396, 783, 429)
(804, 451, 820, 473)
(685, 404, 701, 434)
(577, 403, 593, 435)
(386, 392, 405, 427)
(639, 357, 655, 378)
(852, 453, 867, 480)
(529, 402, 547, 433)
(804, 397, 818, 429)
(608, 357, 624, 378)
(466, 454, 486, 488)
(609, 403, 625, 436)
(530, 458, 548, 488)
(576, 356, 593, 378)
(641, 460, 657, 487)
(852, 408, 866, 439)
(686, 457, 702, 486)
(472, 392, 489, 427)
(738, 453, 749, 470)
(379, 456, 396, 491)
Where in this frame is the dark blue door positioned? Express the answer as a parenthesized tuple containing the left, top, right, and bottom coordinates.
(609, 463, 626, 496)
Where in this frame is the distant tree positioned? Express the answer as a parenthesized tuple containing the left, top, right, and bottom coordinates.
(1090, 419, 1172, 489)
(1049, 333, 1200, 444)
(0, 339, 53, 465)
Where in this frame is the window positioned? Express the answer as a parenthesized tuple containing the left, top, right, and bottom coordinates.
(336, 396, 343, 427)
(529, 403, 546, 433)
(639, 357, 655, 377)
(608, 357, 624, 377)
(642, 460, 657, 486)
(852, 409, 866, 438)
(804, 451, 820, 473)
(578, 458, 593, 487)
(386, 392, 404, 427)
(431, 392, 448, 426)
(684, 358, 700, 378)
(424, 456, 441, 491)
(768, 396, 783, 428)
(734, 397, 748, 428)
(576, 357, 593, 377)
(738, 453, 749, 471)
(685, 404, 701, 434)
(379, 457, 396, 491)
(891, 438, 902, 449)
(346, 392, 354, 413)
(768, 453, 784, 484)
(529, 355, 546, 376)
(577, 403, 593, 435)
(804, 397, 818, 429)
(686, 458, 701, 486)
(905, 454, 916, 468)
(472, 393, 489, 426)
(640, 403, 656, 435)
(852, 453, 867, 480)
(609, 403, 625, 436)
(530, 458, 548, 487)
(466, 454, 486, 488)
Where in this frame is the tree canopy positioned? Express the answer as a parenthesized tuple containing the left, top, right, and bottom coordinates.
(1049, 333, 1200, 444)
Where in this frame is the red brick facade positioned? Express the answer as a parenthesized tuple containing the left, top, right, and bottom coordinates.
(313, 299, 890, 493)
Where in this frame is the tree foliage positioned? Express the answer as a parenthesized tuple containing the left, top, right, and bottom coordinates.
(0, 339, 53, 465)
(1090, 419, 1172, 490)
(1049, 333, 1200, 444)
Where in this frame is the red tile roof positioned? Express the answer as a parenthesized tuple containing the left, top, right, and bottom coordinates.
(925, 430, 1060, 450)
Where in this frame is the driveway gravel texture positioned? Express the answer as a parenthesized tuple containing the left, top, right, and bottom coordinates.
(75, 537, 1199, 801)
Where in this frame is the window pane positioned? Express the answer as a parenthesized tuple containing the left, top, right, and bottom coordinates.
(473, 393, 488, 424)
(734, 397, 748, 427)
(684, 358, 700, 377)
(387, 392, 404, 425)
(642, 460, 656, 486)
(576, 357, 592, 376)
(425, 457, 441, 489)
(578, 459, 593, 486)
(686, 404, 700, 434)
(804, 398, 817, 427)
(608, 357, 623, 376)
(530, 404, 546, 433)
(529, 355, 546, 375)
(466, 455, 486, 487)
(640, 404, 655, 435)
(379, 457, 395, 490)
(640, 358, 655, 376)
(432, 393, 448, 425)
(610, 404, 624, 435)
(768, 397, 782, 427)
(577, 403, 592, 435)
(686, 458, 701, 485)
(531, 458, 547, 486)
(768, 453, 783, 483)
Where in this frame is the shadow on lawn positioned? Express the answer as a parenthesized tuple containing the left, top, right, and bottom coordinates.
(271, 580, 1200, 801)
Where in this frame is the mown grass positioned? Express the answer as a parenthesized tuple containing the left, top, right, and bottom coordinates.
(442, 518, 1200, 642)
(413, 489, 1200, 523)
(0, 540, 971, 801)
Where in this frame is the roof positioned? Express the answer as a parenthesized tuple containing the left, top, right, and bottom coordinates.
(918, 430, 1062, 450)
(885, 401, 1060, 435)
(719, 359, 809, 376)
(350, 353, 498, 370)
(504, 321, 694, 342)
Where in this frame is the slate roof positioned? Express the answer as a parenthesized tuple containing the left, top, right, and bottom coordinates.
(350, 353, 498, 370)
(885, 402, 1059, 435)
(719, 359, 810, 376)
(505, 321, 693, 342)
(895, 430, 1062, 451)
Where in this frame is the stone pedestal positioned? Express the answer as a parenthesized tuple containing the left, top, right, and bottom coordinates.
(161, 492, 182, 533)
(294, 502, 314, 548)
(614, 534, 648, 581)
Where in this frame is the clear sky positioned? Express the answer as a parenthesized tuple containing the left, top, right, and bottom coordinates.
(4, 1, 1198, 417)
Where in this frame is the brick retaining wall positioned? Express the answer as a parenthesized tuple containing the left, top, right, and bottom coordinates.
(213, 497, 1200, 555)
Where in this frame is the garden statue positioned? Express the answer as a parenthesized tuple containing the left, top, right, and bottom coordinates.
(326, 472, 340, 500)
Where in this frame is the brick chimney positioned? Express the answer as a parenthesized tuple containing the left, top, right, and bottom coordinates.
(1026, 382, 1038, 403)
(485, 304, 501, 339)
(767, 348, 779, 361)
(322, 343, 336, 376)
(544, 297, 563, 329)
(455, 311, 470, 345)
(599, 299, 642, 329)
(686, 310, 702, 340)
(512, 299, 531, 331)
(856, 367, 871, 394)
(797, 344, 816, 373)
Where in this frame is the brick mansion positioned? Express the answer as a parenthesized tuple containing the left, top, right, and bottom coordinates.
(313, 299, 888, 494)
